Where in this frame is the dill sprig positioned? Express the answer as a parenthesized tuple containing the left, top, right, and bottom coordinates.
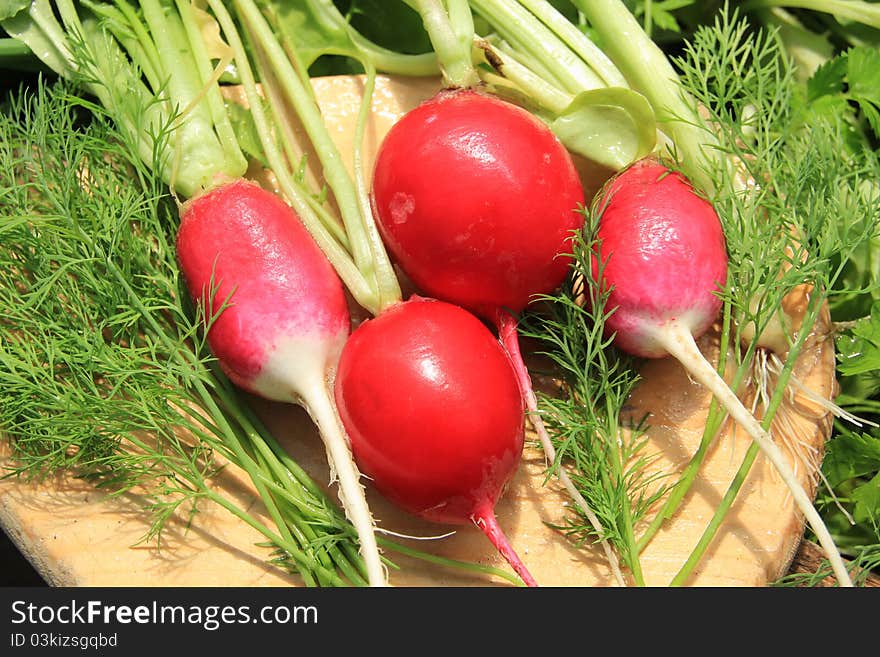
(656, 8, 879, 583)
(0, 78, 371, 586)
(522, 222, 670, 586)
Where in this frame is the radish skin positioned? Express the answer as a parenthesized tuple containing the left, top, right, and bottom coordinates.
(592, 159, 853, 587)
(176, 179, 386, 587)
(334, 297, 537, 586)
(371, 87, 626, 584)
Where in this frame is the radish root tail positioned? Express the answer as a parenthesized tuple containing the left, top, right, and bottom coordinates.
(472, 507, 538, 587)
(653, 320, 853, 587)
(302, 383, 388, 587)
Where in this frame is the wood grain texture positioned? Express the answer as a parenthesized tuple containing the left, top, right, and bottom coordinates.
(0, 75, 838, 587)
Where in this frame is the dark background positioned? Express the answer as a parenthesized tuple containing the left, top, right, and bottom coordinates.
(1, 529, 46, 587)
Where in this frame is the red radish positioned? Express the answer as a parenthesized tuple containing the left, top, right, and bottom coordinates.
(187, 3, 540, 586)
(592, 158, 728, 358)
(371, 87, 626, 584)
(333, 296, 537, 587)
(372, 89, 584, 320)
(590, 157, 853, 587)
(176, 179, 386, 587)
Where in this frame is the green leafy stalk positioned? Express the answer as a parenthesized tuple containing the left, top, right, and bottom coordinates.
(2, 0, 247, 198)
(567, 0, 721, 191)
(201, 0, 397, 319)
(468, 0, 660, 171)
(407, 0, 481, 88)
(742, 0, 880, 29)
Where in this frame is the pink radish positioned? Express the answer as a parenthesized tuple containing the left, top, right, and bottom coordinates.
(176, 179, 386, 586)
(370, 86, 626, 584)
(590, 158, 853, 586)
(333, 296, 537, 587)
(372, 89, 584, 319)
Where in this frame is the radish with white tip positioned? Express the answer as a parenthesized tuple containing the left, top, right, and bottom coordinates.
(590, 158, 853, 587)
(176, 179, 386, 587)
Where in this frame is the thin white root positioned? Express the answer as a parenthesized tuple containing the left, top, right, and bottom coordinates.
(303, 384, 388, 587)
(766, 352, 878, 428)
(655, 320, 853, 587)
(376, 528, 458, 540)
(526, 397, 629, 588)
(497, 313, 628, 587)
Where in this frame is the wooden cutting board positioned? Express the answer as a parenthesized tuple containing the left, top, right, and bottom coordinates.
(0, 75, 837, 587)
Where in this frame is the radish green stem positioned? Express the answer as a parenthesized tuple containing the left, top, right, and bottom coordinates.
(515, 0, 629, 87)
(0, 36, 36, 62)
(651, 319, 853, 587)
(205, 0, 382, 315)
(350, 63, 403, 310)
(226, 0, 402, 315)
(413, 0, 480, 89)
(477, 40, 573, 114)
(233, 0, 375, 285)
(568, 0, 719, 192)
(470, 0, 606, 92)
(496, 311, 627, 586)
(242, 44, 352, 253)
(473, 507, 538, 587)
(346, 32, 439, 77)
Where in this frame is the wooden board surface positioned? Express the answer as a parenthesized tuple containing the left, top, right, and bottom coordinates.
(0, 75, 837, 587)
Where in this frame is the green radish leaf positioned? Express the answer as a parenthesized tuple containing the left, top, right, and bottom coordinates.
(551, 87, 657, 171)
(846, 47, 880, 138)
(824, 431, 880, 489)
(807, 54, 848, 102)
(0, 0, 29, 21)
(838, 303, 880, 377)
(192, 3, 235, 65)
(852, 471, 880, 527)
(846, 47, 880, 101)
(262, 0, 361, 73)
(341, 0, 431, 55)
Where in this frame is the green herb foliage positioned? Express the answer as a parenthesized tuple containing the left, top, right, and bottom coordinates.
(0, 78, 372, 586)
(521, 226, 667, 587)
